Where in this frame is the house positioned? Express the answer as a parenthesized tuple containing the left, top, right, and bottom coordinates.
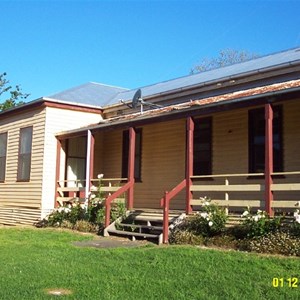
(1, 48, 300, 239)
(0, 83, 126, 224)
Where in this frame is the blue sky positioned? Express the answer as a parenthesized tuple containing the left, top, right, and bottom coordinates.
(1, 0, 300, 101)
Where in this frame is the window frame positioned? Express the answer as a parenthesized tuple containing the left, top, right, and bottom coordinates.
(248, 105, 283, 174)
(0, 132, 8, 182)
(193, 117, 213, 176)
(122, 128, 142, 182)
(17, 126, 33, 182)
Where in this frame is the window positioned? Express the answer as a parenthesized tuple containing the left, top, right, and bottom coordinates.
(0, 132, 8, 182)
(193, 117, 212, 175)
(18, 126, 33, 181)
(122, 128, 142, 181)
(249, 106, 283, 173)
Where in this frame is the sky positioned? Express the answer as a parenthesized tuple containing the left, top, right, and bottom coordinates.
(1, 0, 300, 101)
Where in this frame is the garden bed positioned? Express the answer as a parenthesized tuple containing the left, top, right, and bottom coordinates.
(169, 198, 300, 257)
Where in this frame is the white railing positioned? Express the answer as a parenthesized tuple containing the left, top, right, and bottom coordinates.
(190, 172, 300, 210)
(56, 178, 128, 206)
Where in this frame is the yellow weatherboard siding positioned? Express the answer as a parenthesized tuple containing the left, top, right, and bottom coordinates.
(0, 108, 46, 224)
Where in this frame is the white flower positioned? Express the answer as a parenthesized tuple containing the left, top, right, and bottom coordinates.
(90, 194, 96, 199)
(295, 215, 300, 224)
(241, 211, 249, 217)
(203, 201, 210, 206)
(97, 174, 104, 179)
(90, 185, 97, 191)
(253, 215, 259, 222)
(208, 221, 213, 227)
(200, 212, 208, 219)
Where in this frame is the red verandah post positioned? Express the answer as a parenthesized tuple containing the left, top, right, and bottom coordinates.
(127, 127, 136, 210)
(54, 139, 62, 208)
(105, 127, 136, 228)
(186, 117, 194, 214)
(163, 191, 169, 244)
(265, 103, 274, 216)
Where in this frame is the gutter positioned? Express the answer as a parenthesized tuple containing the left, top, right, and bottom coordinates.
(0, 96, 103, 118)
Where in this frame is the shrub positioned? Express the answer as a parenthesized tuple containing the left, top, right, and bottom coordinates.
(241, 231, 300, 256)
(61, 220, 74, 230)
(73, 220, 97, 232)
(47, 207, 72, 227)
(189, 197, 228, 237)
(111, 202, 126, 222)
(169, 229, 204, 245)
(290, 208, 300, 237)
(241, 208, 281, 238)
(205, 234, 238, 249)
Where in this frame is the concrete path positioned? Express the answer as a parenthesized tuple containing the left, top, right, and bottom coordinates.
(73, 236, 152, 249)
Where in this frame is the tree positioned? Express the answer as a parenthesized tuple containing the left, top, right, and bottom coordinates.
(190, 49, 260, 74)
(0, 72, 29, 111)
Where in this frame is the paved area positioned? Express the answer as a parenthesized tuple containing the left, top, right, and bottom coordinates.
(73, 236, 153, 249)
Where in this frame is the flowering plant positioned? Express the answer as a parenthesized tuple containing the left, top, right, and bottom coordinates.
(190, 197, 228, 237)
(241, 207, 281, 238)
(290, 202, 300, 237)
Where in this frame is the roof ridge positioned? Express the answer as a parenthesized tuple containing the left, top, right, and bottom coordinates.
(89, 81, 129, 91)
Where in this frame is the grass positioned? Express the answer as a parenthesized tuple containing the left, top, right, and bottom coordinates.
(0, 227, 299, 300)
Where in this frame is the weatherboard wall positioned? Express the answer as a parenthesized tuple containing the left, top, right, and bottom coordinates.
(41, 106, 103, 217)
(92, 99, 300, 210)
(0, 108, 46, 225)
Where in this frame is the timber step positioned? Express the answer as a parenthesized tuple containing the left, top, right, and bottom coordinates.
(118, 223, 163, 231)
(106, 229, 159, 240)
(104, 209, 186, 244)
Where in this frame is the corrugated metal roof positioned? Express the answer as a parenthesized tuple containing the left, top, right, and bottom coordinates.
(48, 47, 300, 108)
(108, 47, 300, 104)
(48, 82, 128, 107)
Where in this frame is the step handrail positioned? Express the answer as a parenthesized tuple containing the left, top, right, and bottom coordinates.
(160, 179, 186, 243)
(104, 181, 133, 228)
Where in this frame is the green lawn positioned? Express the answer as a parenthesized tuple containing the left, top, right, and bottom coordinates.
(0, 228, 299, 300)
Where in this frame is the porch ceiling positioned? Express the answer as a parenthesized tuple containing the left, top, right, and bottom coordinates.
(56, 79, 300, 139)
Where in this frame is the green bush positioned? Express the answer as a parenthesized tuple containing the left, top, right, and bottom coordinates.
(47, 207, 71, 227)
(241, 209, 281, 238)
(189, 198, 228, 237)
(39, 199, 126, 234)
